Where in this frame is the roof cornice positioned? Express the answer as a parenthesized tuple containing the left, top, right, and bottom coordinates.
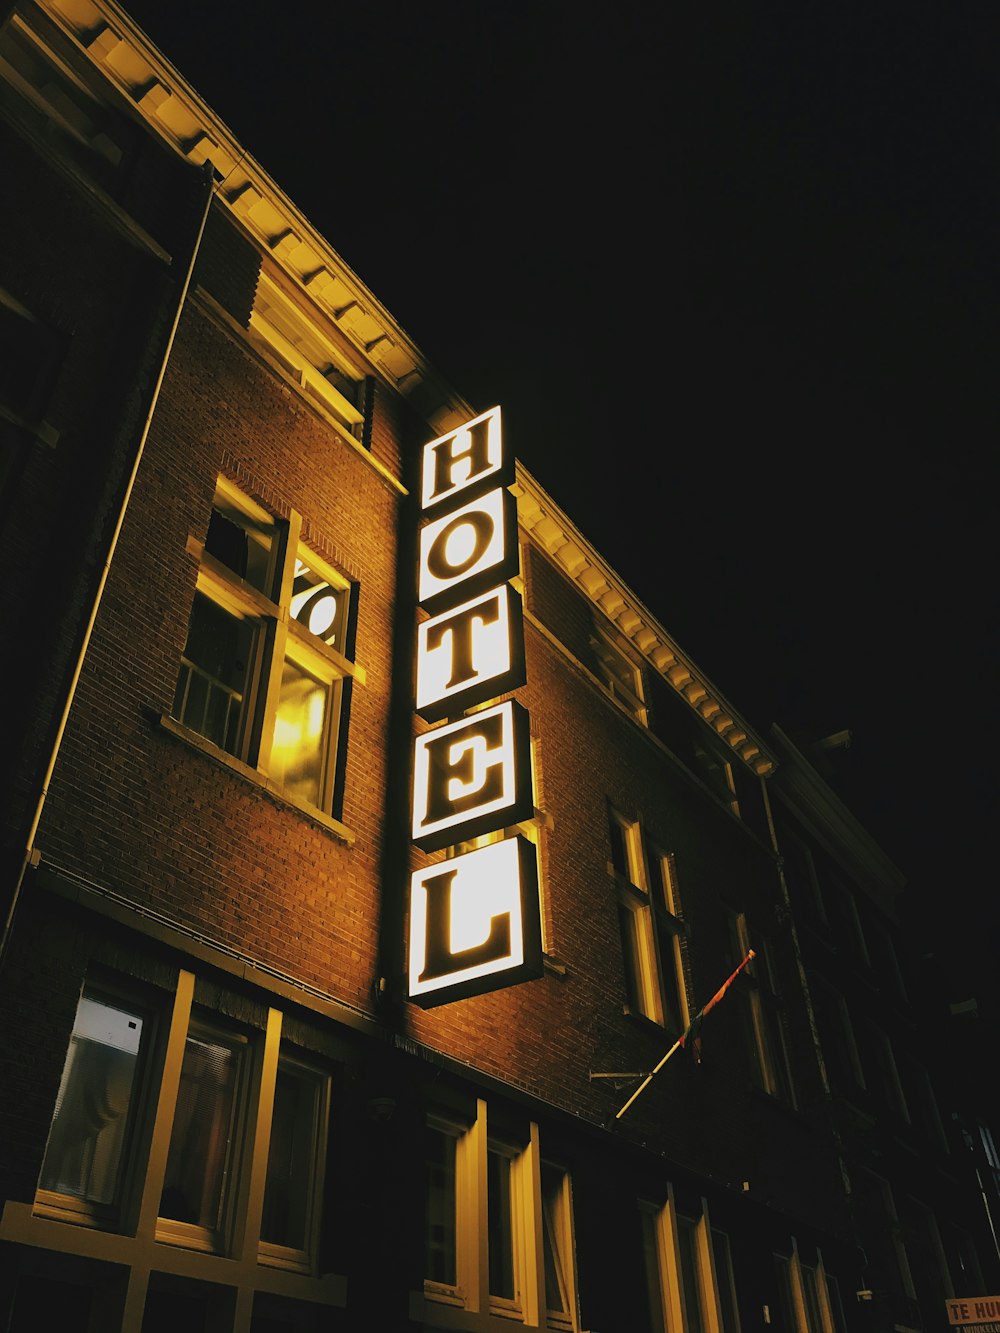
(514, 466, 777, 777)
(769, 724, 905, 910)
(36, 0, 775, 780)
(37, 0, 473, 430)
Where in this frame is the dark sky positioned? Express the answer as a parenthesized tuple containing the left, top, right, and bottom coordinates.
(118, 1, 997, 996)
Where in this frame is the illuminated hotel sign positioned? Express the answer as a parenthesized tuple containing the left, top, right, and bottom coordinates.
(408, 407, 542, 1007)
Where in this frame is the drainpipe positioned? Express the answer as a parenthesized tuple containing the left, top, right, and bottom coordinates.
(0, 161, 216, 973)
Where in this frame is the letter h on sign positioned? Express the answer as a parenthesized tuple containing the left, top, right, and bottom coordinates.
(408, 407, 542, 1007)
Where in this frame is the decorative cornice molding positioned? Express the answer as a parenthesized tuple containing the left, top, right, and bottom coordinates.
(513, 465, 777, 778)
(769, 724, 905, 911)
(37, 0, 474, 429)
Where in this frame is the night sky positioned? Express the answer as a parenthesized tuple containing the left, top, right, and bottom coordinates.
(117, 1, 997, 1000)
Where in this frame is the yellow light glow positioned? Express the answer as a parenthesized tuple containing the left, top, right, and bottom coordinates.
(417, 487, 507, 608)
(408, 839, 525, 998)
(416, 585, 513, 713)
(420, 405, 503, 512)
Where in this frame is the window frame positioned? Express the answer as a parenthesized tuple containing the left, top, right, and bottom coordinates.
(172, 476, 359, 823)
(16, 972, 345, 1320)
(418, 1100, 579, 1330)
(610, 811, 690, 1033)
(34, 979, 162, 1233)
(641, 1187, 734, 1333)
(732, 914, 795, 1105)
(593, 629, 648, 726)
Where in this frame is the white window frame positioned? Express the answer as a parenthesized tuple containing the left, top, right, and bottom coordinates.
(5, 971, 346, 1327)
(171, 476, 359, 824)
(641, 1186, 731, 1333)
(593, 630, 648, 726)
(416, 1099, 579, 1331)
(611, 812, 690, 1032)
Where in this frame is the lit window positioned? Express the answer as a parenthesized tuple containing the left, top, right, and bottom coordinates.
(610, 812, 689, 1031)
(641, 1190, 738, 1333)
(172, 477, 357, 821)
(420, 1102, 578, 1328)
(594, 631, 648, 725)
(732, 914, 794, 1104)
(36, 984, 152, 1228)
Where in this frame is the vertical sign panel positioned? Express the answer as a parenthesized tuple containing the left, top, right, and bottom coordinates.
(407, 406, 542, 1007)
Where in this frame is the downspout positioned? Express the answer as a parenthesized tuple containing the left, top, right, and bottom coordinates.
(0, 161, 216, 973)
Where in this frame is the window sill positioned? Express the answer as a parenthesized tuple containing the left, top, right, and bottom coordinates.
(32, 1190, 116, 1230)
(621, 1005, 674, 1040)
(156, 711, 355, 845)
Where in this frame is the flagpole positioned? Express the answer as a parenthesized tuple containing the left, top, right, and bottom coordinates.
(614, 950, 755, 1121)
(615, 1038, 682, 1119)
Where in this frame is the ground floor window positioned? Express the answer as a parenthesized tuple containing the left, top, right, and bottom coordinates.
(1, 969, 344, 1330)
(775, 1242, 847, 1333)
(417, 1098, 579, 1330)
(640, 1190, 739, 1333)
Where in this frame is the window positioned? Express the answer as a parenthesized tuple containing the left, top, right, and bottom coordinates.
(861, 1023, 909, 1123)
(610, 811, 689, 1031)
(901, 1054, 947, 1150)
(36, 983, 154, 1229)
(775, 1243, 845, 1333)
(259, 1056, 329, 1270)
(811, 980, 865, 1093)
(11, 972, 345, 1322)
(593, 631, 648, 725)
(692, 737, 740, 816)
(780, 834, 828, 928)
(157, 1016, 251, 1251)
(541, 1163, 576, 1329)
(172, 477, 358, 822)
(419, 1101, 578, 1329)
(732, 915, 794, 1104)
(641, 1190, 738, 1333)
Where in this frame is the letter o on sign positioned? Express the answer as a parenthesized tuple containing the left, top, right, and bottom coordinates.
(426, 510, 494, 581)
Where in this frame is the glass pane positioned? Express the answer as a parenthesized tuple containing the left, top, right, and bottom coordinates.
(39, 991, 144, 1207)
(175, 592, 256, 753)
(289, 556, 346, 649)
(261, 1065, 319, 1249)
(541, 1164, 569, 1313)
(618, 903, 645, 1015)
(205, 497, 275, 594)
(270, 657, 330, 807)
(425, 1125, 457, 1285)
(160, 1030, 243, 1234)
(677, 1216, 705, 1333)
(488, 1149, 516, 1300)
